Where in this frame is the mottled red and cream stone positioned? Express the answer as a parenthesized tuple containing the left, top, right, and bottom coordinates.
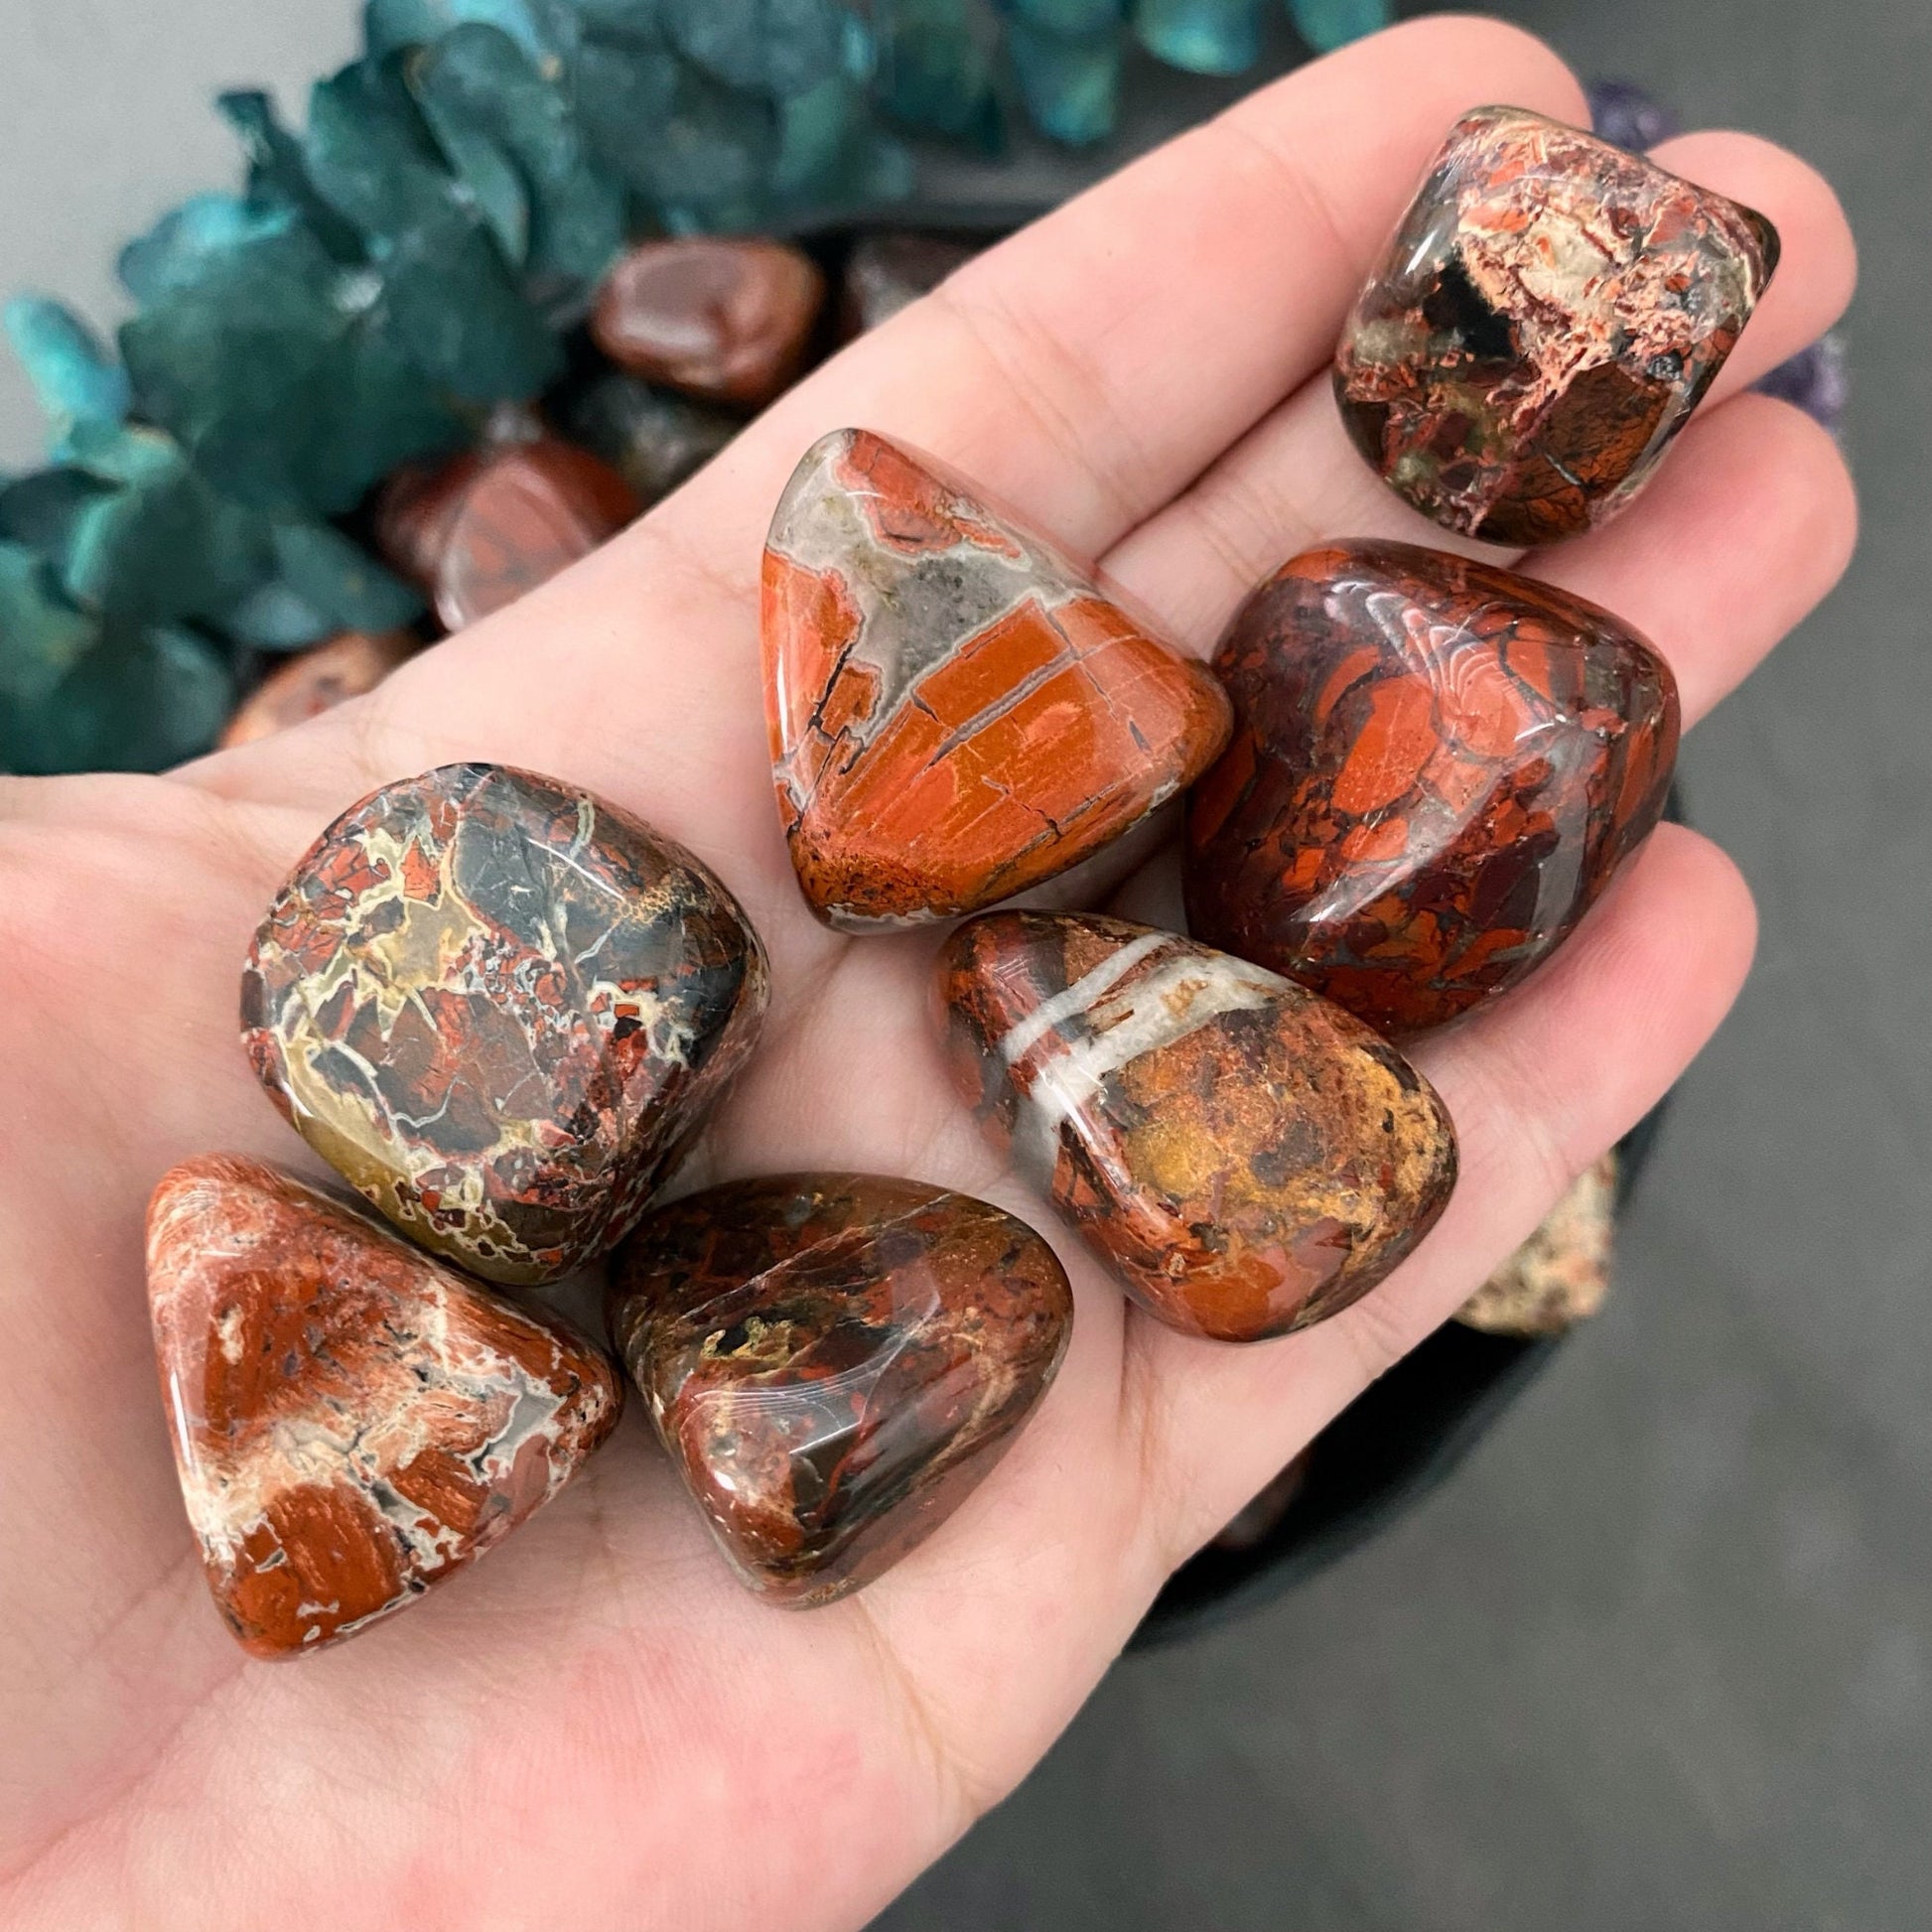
(147, 1156, 621, 1658)
(937, 912, 1456, 1343)
(762, 428, 1232, 929)
(1334, 105, 1779, 544)
(592, 237, 826, 408)
(1184, 542, 1679, 1034)
(1455, 1150, 1617, 1336)
(612, 1173, 1071, 1604)
(242, 763, 768, 1285)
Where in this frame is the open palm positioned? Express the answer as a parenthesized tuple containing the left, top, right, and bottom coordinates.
(0, 21, 1857, 1930)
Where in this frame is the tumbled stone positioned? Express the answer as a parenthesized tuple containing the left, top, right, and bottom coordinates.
(1334, 105, 1778, 545)
(839, 229, 980, 336)
(612, 1173, 1071, 1604)
(762, 427, 1231, 929)
(242, 762, 768, 1285)
(937, 912, 1456, 1342)
(147, 1155, 621, 1658)
(552, 369, 741, 506)
(1456, 1151, 1616, 1336)
(591, 237, 826, 408)
(218, 630, 416, 748)
(1185, 541, 1678, 1034)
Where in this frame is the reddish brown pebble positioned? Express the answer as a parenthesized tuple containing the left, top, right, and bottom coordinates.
(592, 237, 826, 408)
(938, 912, 1456, 1343)
(242, 762, 768, 1285)
(147, 1155, 621, 1659)
(218, 631, 417, 749)
(1334, 105, 1778, 544)
(763, 427, 1230, 929)
(612, 1173, 1071, 1605)
(1185, 541, 1679, 1034)
(840, 230, 980, 336)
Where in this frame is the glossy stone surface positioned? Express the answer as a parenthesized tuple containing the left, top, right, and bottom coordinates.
(1455, 1150, 1616, 1336)
(839, 230, 980, 336)
(1185, 541, 1679, 1034)
(242, 762, 768, 1286)
(591, 237, 826, 408)
(762, 427, 1231, 930)
(148, 1155, 621, 1658)
(1334, 105, 1778, 545)
(553, 369, 741, 506)
(218, 630, 416, 749)
(937, 912, 1456, 1342)
(612, 1173, 1071, 1605)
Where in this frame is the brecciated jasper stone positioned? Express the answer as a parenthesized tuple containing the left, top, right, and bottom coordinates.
(937, 913, 1456, 1343)
(1334, 104, 1779, 544)
(762, 428, 1231, 929)
(148, 1156, 621, 1657)
(1184, 541, 1679, 1034)
(242, 762, 768, 1286)
(612, 1173, 1071, 1604)
(218, 630, 417, 749)
(591, 237, 826, 408)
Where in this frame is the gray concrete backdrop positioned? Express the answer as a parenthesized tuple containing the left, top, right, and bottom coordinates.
(1, 2, 1923, 1927)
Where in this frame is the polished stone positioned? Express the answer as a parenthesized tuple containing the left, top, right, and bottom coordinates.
(839, 229, 980, 336)
(1334, 105, 1778, 545)
(552, 368, 741, 506)
(1455, 1151, 1617, 1336)
(937, 911, 1456, 1342)
(147, 1155, 621, 1659)
(591, 236, 826, 407)
(1185, 541, 1679, 1034)
(612, 1173, 1071, 1605)
(218, 630, 416, 748)
(762, 427, 1230, 929)
(241, 762, 768, 1285)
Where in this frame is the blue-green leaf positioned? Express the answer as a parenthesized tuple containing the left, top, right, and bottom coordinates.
(0, 540, 98, 703)
(1131, 0, 1262, 74)
(2, 297, 131, 459)
(660, 0, 848, 99)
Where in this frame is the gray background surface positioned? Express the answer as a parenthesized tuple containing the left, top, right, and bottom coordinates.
(1, 2, 1925, 1927)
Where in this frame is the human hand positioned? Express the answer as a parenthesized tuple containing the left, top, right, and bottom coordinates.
(0, 18, 1856, 1929)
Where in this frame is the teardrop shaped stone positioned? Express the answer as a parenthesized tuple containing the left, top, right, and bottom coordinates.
(147, 1155, 621, 1658)
(241, 762, 768, 1285)
(762, 427, 1231, 929)
(611, 1173, 1072, 1604)
(936, 911, 1456, 1342)
(1185, 541, 1678, 1034)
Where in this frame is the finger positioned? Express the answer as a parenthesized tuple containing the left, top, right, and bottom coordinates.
(1117, 822, 1757, 1580)
(1101, 133, 1858, 657)
(1528, 392, 1858, 728)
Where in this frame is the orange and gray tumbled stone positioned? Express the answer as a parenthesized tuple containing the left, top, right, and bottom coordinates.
(762, 428, 1231, 929)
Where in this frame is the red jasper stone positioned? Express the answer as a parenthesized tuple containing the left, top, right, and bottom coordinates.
(147, 1155, 621, 1659)
(219, 631, 417, 749)
(611, 1173, 1071, 1604)
(937, 912, 1456, 1343)
(1334, 105, 1778, 545)
(1184, 541, 1679, 1034)
(762, 427, 1232, 930)
(242, 762, 768, 1286)
(839, 230, 980, 337)
(374, 435, 638, 631)
(591, 237, 826, 408)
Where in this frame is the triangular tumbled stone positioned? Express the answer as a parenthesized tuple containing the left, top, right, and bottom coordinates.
(761, 428, 1232, 929)
(936, 912, 1457, 1343)
(611, 1173, 1071, 1603)
(148, 1155, 622, 1658)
